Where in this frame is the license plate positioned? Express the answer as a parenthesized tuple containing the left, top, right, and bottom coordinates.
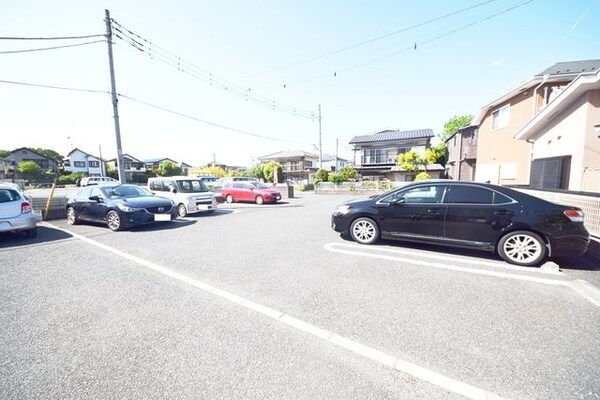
(154, 214, 171, 221)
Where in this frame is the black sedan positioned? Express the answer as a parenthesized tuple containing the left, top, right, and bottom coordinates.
(66, 184, 176, 231)
(331, 180, 590, 267)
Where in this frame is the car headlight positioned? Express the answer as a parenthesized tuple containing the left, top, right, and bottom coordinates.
(334, 205, 351, 214)
(117, 204, 138, 212)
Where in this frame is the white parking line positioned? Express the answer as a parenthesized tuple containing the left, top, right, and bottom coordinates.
(324, 242, 600, 307)
(42, 222, 504, 400)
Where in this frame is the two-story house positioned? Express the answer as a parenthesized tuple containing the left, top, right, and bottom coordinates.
(350, 128, 442, 181)
(0, 157, 10, 180)
(144, 158, 192, 176)
(6, 147, 60, 181)
(473, 59, 600, 185)
(105, 153, 146, 182)
(64, 148, 105, 176)
(320, 153, 351, 173)
(514, 68, 600, 192)
(445, 125, 478, 181)
(258, 150, 319, 183)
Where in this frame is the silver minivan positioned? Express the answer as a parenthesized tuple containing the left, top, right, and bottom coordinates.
(148, 176, 218, 217)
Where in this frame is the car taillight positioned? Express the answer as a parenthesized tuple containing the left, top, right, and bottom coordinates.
(21, 202, 32, 214)
(563, 209, 584, 223)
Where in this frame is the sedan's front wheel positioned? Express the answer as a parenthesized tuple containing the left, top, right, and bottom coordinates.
(350, 217, 380, 245)
(497, 230, 547, 266)
(177, 204, 187, 218)
(66, 207, 79, 225)
(106, 210, 122, 231)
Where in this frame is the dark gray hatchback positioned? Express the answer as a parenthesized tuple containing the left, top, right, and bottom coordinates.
(331, 180, 590, 266)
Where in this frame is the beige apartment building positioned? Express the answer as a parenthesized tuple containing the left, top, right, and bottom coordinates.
(474, 59, 600, 186)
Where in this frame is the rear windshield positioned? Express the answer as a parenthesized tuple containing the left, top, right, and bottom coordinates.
(0, 189, 21, 203)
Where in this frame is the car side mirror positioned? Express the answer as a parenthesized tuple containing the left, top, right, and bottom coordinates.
(169, 186, 177, 193)
(89, 195, 102, 202)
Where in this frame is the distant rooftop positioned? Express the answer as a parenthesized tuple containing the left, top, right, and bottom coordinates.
(536, 59, 600, 77)
(350, 129, 434, 144)
(259, 150, 318, 160)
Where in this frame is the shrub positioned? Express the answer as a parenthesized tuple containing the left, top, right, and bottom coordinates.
(415, 172, 431, 181)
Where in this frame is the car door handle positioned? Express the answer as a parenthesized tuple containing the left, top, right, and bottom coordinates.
(494, 210, 508, 216)
(427, 209, 441, 215)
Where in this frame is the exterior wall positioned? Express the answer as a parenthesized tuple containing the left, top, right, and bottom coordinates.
(353, 139, 429, 167)
(530, 93, 588, 190)
(475, 91, 534, 185)
(9, 148, 59, 180)
(582, 89, 600, 192)
(446, 128, 478, 181)
(65, 150, 104, 176)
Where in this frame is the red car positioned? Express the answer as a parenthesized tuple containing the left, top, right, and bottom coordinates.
(221, 181, 281, 205)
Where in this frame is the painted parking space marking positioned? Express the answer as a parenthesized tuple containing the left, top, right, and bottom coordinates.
(42, 222, 504, 399)
(324, 242, 600, 307)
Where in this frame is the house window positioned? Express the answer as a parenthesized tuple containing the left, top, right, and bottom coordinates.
(492, 104, 510, 130)
(305, 160, 312, 167)
(362, 149, 388, 164)
(290, 161, 301, 171)
(74, 161, 86, 168)
(89, 161, 99, 168)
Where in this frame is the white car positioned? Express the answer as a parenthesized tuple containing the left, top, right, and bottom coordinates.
(80, 176, 119, 186)
(147, 176, 218, 217)
(0, 183, 39, 237)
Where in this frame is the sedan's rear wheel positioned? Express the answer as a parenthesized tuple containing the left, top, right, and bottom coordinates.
(226, 194, 234, 203)
(350, 217, 380, 245)
(66, 207, 79, 225)
(497, 230, 547, 266)
(177, 203, 187, 218)
(255, 195, 264, 205)
(106, 210, 122, 231)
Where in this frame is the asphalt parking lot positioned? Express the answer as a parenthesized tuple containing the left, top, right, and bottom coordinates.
(1, 192, 599, 399)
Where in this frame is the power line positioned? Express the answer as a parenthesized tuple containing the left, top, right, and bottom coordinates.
(0, 78, 109, 94)
(117, 94, 311, 145)
(0, 40, 105, 54)
(0, 34, 105, 40)
(243, 0, 498, 78)
(285, 0, 535, 88)
(109, 19, 318, 121)
(0, 78, 310, 146)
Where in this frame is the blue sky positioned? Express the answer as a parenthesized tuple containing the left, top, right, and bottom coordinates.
(2, 0, 599, 167)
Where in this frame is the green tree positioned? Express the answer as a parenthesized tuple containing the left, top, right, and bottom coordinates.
(314, 168, 329, 184)
(247, 163, 265, 181)
(0, 150, 11, 158)
(192, 165, 226, 178)
(263, 161, 283, 183)
(396, 150, 420, 172)
(18, 160, 41, 181)
(338, 166, 359, 181)
(29, 148, 63, 162)
(156, 160, 182, 176)
(440, 115, 473, 142)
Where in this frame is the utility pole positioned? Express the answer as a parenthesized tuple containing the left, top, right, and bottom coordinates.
(335, 137, 339, 172)
(318, 104, 323, 170)
(98, 144, 105, 176)
(105, 9, 126, 183)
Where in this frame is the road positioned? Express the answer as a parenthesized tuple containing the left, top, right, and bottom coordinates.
(1, 192, 599, 399)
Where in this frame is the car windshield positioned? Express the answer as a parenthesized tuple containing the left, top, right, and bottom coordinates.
(176, 180, 208, 193)
(101, 185, 152, 198)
